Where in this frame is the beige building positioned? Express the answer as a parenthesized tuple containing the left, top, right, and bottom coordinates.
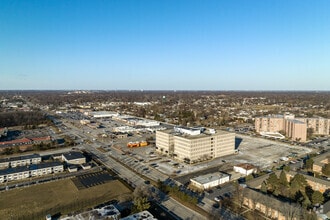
(0, 162, 63, 183)
(62, 151, 86, 165)
(243, 188, 300, 220)
(233, 163, 257, 176)
(255, 115, 285, 133)
(285, 119, 307, 142)
(254, 114, 326, 142)
(296, 117, 330, 136)
(312, 151, 330, 173)
(0, 154, 41, 169)
(156, 127, 235, 164)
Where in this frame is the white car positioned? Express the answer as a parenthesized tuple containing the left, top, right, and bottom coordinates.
(214, 196, 223, 202)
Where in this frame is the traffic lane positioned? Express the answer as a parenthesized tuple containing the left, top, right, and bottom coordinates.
(162, 197, 207, 220)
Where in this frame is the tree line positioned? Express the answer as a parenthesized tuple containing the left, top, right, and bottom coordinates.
(0, 111, 50, 127)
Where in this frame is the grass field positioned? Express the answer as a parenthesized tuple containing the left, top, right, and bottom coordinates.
(0, 178, 132, 219)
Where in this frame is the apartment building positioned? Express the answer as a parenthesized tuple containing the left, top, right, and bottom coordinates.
(0, 161, 63, 183)
(0, 154, 41, 169)
(247, 170, 330, 193)
(254, 114, 327, 142)
(285, 119, 307, 142)
(312, 151, 330, 173)
(255, 115, 285, 133)
(156, 127, 235, 164)
(30, 162, 64, 177)
(296, 117, 330, 136)
(243, 188, 301, 220)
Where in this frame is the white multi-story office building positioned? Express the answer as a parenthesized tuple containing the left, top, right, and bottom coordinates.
(156, 127, 235, 164)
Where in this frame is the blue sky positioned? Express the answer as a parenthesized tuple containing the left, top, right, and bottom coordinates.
(0, 0, 329, 90)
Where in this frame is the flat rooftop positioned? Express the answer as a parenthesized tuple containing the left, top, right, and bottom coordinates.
(159, 129, 232, 139)
(62, 151, 85, 160)
(191, 172, 229, 184)
(287, 119, 305, 124)
(256, 114, 284, 119)
(0, 154, 41, 163)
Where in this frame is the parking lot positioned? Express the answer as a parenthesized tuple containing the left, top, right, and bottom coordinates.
(72, 171, 114, 190)
(224, 134, 313, 169)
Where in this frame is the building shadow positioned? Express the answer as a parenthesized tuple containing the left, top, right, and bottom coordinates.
(235, 137, 243, 150)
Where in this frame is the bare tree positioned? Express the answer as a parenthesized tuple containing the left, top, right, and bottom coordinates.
(279, 203, 303, 220)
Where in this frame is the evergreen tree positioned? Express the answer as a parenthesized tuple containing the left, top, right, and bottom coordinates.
(290, 180, 301, 198)
(322, 164, 330, 176)
(291, 174, 307, 191)
(279, 171, 289, 186)
(267, 173, 279, 193)
(305, 159, 314, 170)
(132, 197, 150, 213)
(283, 165, 290, 172)
(261, 181, 267, 193)
(302, 196, 311, 209)
(311, 191, 324, 205)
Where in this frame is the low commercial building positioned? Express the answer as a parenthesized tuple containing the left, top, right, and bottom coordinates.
(156, 127, 235, 164)
(67, 165, 78, 173)
(81, 163, 92, 170)
(0, 154, 41, 169)
(190, 172, 230, 190)
(233, 163, 257, 176)
(62, 151, 86, 165)
(89, 111, 119, 118)
(0, 136, 52, 152)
